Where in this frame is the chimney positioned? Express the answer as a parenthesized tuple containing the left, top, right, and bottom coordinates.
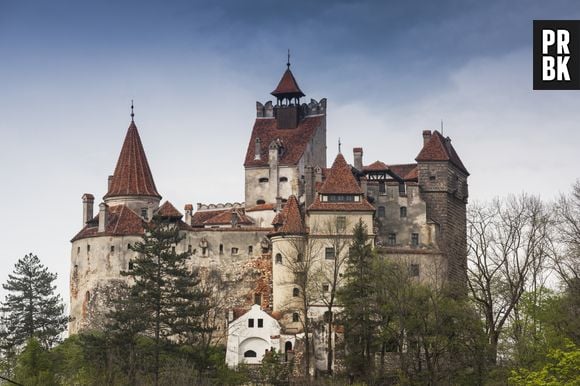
(422, 130, 432, 147)
(82, 193, 94, 226)
(353, 147, 363, 170)
(276, 197, 282, 213)
(98, 202, 107, 233)
(269, 140, 279, 165)
(107, 175, 114, 191)
(254, 138, 261, 160)
(184, 204, 193, 226)
(304, 166, 314, 208)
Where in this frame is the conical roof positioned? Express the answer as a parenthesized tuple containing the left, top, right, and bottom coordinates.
(415, 130, 469, 175)
(271, 195, 306, 234)
(318, 153, 363, 194)
(104, 121, 161, 199)
(271, 68, 305, 99)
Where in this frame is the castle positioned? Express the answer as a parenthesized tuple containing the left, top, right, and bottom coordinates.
(69, 62, 469, 370)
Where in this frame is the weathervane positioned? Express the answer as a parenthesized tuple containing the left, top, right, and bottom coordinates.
(287, 49, 291, 69)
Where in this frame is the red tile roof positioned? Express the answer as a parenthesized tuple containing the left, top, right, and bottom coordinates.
(244, 115, 323, 167)
(307, 196, 376, 212)
(271, 68, 305, 98)
(389, 163, 418, 180)
(71, 205, 146, 241)
(191, 209, 229, 227)
(156, 201, 182, 219)
(415, 130, 469, 175)
(271, 195, 306, 235)
(318, 153, 362, 194)
(203, 210, 254, 226)
(104, 121, 161, 199)
(363, 160, 389, 172)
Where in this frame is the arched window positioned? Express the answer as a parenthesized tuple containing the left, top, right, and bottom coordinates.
(275, 253, 282, 264)
(256, 199, 266, 205)
(292, 312, 299, 322)
(293, 288, 300, 297)
(279, 177, 288, 182)
(285, 341, 293, 352)
(244, 350, 257, 358)
(85, 291, 91, 302)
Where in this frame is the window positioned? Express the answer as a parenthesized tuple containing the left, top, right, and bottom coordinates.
(293, 288, 300, 297)
(244, 350, 257, 358)
(248, 318, 254, 328)
(171, 246, 175, 253)
(275, 253, 282, 264)
(409, 263, 420, 277)
(201, 247, 207, 256)
(400, 206, 407, 218)
(128, 261, 134, 270)
(188, 244, 192, 253)
(378, 206, 385, 217)
(248, 245, 253, 254)
(327, 194, 356, 202)
(77, 246, 80, 254)
(379, 181, 386, 193)
(325, 247, 335, 260)
(219, 244, 223, 255)
(296, 253, 303, 262)
(324, 311, 332, 323)
(85, 291, 90, 302)
(127, 243, 131, 250)
(411, 233, 419, 247)
(256, 199, 266, 205)
(292, 312, 299, 322)
(254, 293, 262, 305)
(231, 247, 239, 255)
(258, 318, 263, 328)
(110, 245, 115, 252)
(279, 177, 288, 182)
(429, 175, 436, 181)
(337, 216, 346, 231)
(141, 208, 148, 220)
(193, 248, 197, 255)
(399, 183, 406, 195)
(87, 245, 90, 252)
(259, 177, 269, 183)
(322, 284, 329, 292)
(388, 233, 396, 246)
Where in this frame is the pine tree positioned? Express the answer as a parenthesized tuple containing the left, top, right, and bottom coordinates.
(0, 254, 67, 350)
(115, 214, 208, 385)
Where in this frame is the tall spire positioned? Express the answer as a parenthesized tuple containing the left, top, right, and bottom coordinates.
(104, 119, 161, 199)
(271, 54, 305, 105)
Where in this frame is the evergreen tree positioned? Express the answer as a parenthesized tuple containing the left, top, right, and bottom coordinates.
(115, 214, 208, 385)
(0, 254, 67, 350)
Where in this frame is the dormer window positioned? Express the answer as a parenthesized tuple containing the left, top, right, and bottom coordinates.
(141, 208, 148, 220)
(323, 194, 360, 203)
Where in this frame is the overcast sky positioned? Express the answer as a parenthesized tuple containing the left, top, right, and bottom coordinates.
(1, 0, 579, 308)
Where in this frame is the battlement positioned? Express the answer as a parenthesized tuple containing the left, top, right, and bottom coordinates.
(196, 202, 245, 211)
(256, 98, 327, 118)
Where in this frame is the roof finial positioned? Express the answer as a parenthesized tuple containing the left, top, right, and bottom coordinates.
(338, 137, 342, 153)
(131, 100, 135, 122)
(287, 49, 290, 69)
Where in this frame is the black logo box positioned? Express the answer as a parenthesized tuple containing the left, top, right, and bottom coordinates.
(533, 20, 580, 90)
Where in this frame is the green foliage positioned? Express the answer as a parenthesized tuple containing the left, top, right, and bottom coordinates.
(13, 338, 55, 386)
(509, 341, 580, 385)
(258, 348, 292, 385)
(0, 254, 67, 350)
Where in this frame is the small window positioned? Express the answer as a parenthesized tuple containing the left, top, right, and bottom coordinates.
(399, 183, 406, 195)
(293, 288, 300, 297)
(248, 245, 253, 254)
(141, 208, 148, 220)
(400, 206, 407, 218)
(429, 175, 436, 181)
(259, 177, 269, 183)
(292, 312, 299, 322)
(256, 199, 266, 205)
(279, 177, 288, 182)
(378, 206, 385, 218)
(77, 246, 80, 254)
(258, 318, 263, 328)
(325, 248, 335, 260)
(87, 245, 90, 252)
(85, 291, 90, 302)
(388, 233, 396, 246)
(254, 293, 262, 305)
(128, 261, 134, 270)
(127, 243, 131, 250)
(193, 248, 197, 255)
(409, 263, 420, 277)
(202, 247, 207, 256)
(337, 216, 346, 231)
(231, 247, 238, 255)
(171, 246, 175, 253)
(411, 233, 419, 247)
(324, 311, 332, 323)
(110, 245, 115, 252)
(322, 284, 329, 292)
(219, 244, 223, 255)
(379, 181, 386, 193)
(188, 244, 192, 253)
(275, 253, 282, 264)
(248, 318, 254, 328)
(244, 350, 257, 358)
(296, 253, 303, 262)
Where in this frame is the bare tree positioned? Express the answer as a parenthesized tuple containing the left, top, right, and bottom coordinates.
(467, 194, 551, 364)
(551, 180, 580, 286)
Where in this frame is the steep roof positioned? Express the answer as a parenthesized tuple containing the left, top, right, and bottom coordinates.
(156, 201, 182, 219)
(389, 163, 418, 180)
(271, 68, 305, 99)
(317, 153, 362, 194)
(71, 205, 146, 241)
(244, 115, 323, 167)
(271, 195, 306, 235)
(415, 131, 469, 175)
(104, 121, 161, 199)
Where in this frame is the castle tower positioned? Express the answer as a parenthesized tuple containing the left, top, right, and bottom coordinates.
(244, 62, 327, 225)
(415, 130, 469, 287)
(103, 118, 161, 218)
